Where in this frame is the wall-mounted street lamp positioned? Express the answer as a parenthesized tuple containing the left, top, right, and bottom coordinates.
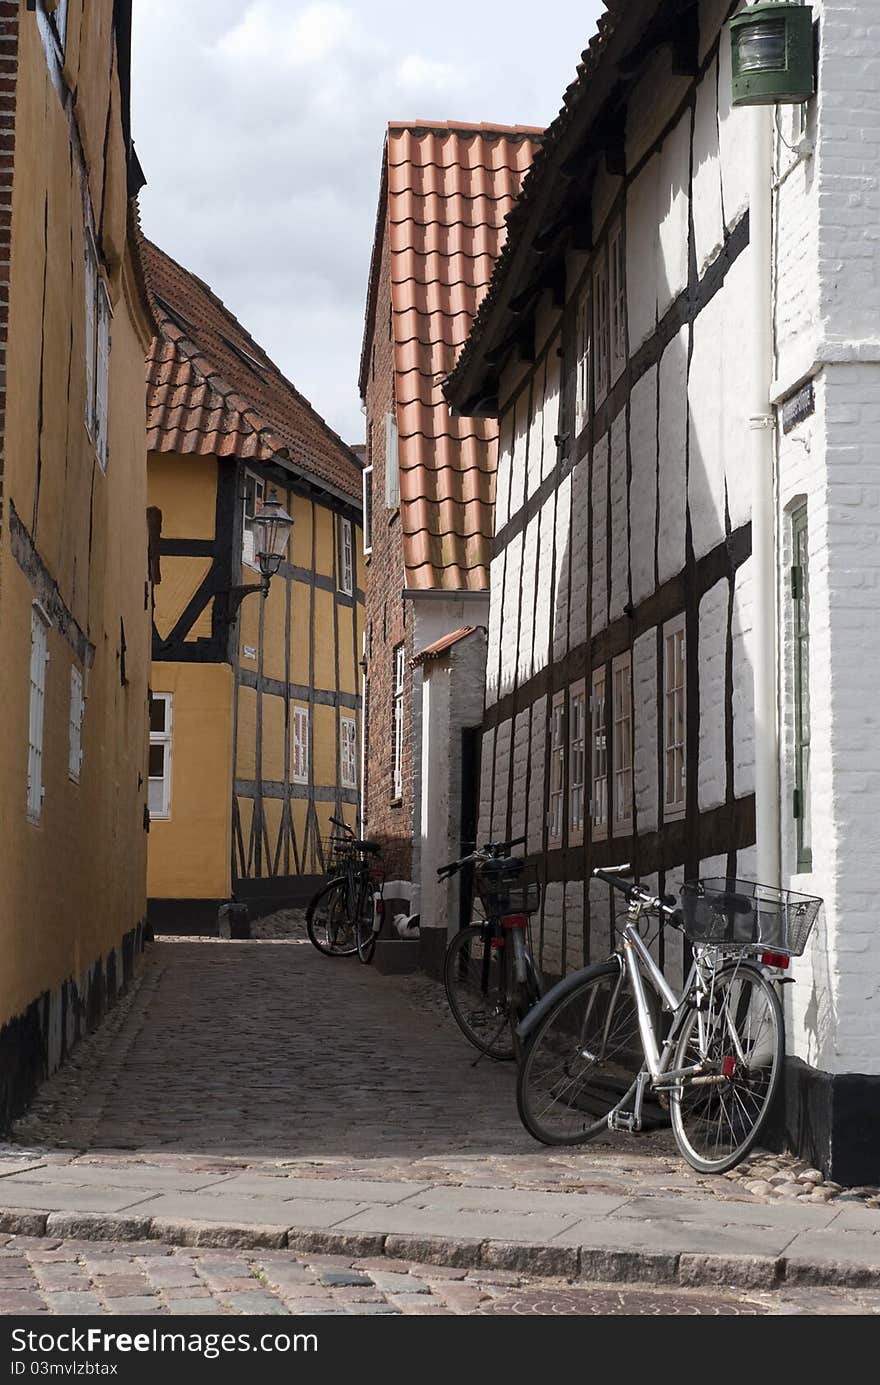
(224, 489, 294, 618)
(729, 3, 815, 107)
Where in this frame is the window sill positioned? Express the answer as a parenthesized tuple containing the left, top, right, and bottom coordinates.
(663, 806, 686, 824)
(390, 797, 403, 808)
(568, 830, 584, 848)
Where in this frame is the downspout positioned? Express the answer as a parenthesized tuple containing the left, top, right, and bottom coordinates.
(748, 102, 781, 888)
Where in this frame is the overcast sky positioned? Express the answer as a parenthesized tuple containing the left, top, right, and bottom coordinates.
(131, 1, 605, 446)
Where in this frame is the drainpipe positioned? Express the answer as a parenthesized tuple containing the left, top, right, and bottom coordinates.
(748, 102, 781, 888)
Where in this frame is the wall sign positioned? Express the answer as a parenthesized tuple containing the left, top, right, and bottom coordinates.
(782, 381, 815, 434)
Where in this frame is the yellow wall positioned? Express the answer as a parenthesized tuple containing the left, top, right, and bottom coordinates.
(147, 663, 234, 900)
(0, 6, 153, 1025)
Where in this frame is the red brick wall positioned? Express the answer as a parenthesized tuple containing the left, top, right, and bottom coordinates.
(362, 210, 414, 887)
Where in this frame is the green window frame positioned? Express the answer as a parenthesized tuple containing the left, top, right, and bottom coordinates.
(791, 506, 811, 870)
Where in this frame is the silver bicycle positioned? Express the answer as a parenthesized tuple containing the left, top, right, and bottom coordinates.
(516, 865, 822, 1174)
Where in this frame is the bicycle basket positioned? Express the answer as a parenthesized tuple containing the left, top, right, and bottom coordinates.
(680, 878, 822, 956)
(320, 835, 354, 872)
(475, 861, 541, 917)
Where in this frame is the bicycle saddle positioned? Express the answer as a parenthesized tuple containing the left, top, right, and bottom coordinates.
(352, 839, 381, 854)
(479, 856, 523, 875)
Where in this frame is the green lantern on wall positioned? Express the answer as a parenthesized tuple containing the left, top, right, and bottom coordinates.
(729, 3, 815, 106)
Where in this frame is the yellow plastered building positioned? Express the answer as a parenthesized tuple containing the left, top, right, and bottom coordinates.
(143, 240, 365, 928)
(0, 4, 155, 1124)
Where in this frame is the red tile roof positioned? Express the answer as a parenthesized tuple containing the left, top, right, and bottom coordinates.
(361, 121, 542, 591)
(411, 625, 483, 667)
(143, 239, 362, 502)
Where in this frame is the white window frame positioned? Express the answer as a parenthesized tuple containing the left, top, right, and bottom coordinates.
(593, 246, 610, 406)
(341, 714, 358, 790)
(148, 692, 173, 821)
(609, 219, 627, 382)
(663, 614, 687, 821)
(28, 606, 50, 824)
(69, 665, 85, 783)
(84, 229, 98, 440)
(362, 465, 373, 554)
(575, 288, 591, 434)
(293, 705, 309, 785)
(590, 665, 608, 842)
(95, 279, 112, 470)
(548, 691, 565, 846)
(242, 471, 265, 570)
(339, 517, 354, 596)
(385, 412, 400, 510)
(392, 644, 405, 801)
(569, 679, 586, 846)
(612, 651, 633, 833)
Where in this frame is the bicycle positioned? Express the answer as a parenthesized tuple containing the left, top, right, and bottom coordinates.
(516, 864, 822, 1173)
(305, 816, 384, 962)
(438, 836, 544, 1062)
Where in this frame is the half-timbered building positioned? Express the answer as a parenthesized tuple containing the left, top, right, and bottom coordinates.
(144, 240, 365, 929)
(447, 1, 880, 1181)
(359, 121, 540, 965)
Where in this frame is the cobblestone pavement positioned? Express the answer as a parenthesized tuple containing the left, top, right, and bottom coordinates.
(1, 1235, 878, 1316)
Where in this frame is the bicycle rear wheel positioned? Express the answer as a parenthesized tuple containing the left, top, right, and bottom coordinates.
(444, 924, 516, 1061)
(306, 878, 357, 957)
(669, 960, 783, 1174)
(517, 961, 649, 1144)
(355, 878, 378, 964)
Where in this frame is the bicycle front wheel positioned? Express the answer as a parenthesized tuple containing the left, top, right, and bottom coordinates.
(669, 961, 783, 1174)
(355, 879, 378, 965)
(444, 925, 516, 1061)
(517, 961, 648, 1144)
(306, 879, 357, 957)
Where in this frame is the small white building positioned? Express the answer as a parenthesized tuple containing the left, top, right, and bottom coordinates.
(446, 0, 879, 1183)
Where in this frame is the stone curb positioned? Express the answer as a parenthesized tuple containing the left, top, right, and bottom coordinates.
(1, 1207, 876, 1290)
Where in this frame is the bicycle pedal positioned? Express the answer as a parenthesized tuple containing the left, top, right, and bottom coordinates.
(608, 1110, 641, 1134)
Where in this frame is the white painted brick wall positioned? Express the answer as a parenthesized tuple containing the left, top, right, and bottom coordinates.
(731, 555, 755, 799)
(495, 410, 514, 533)
(565, 879, 585, 975)
(629, 366, 658, 605)
(717, 22, 749, 232)
(688, 288, 727, 561)
(518, 512, 538, 686)
(485, 551, 504, 708)
(633, 628, 659, 833)
(499, 532, 522, 699)
(510, 708, 531, 843)
(722, 250, 753, 532)
(527, 358, 546, 499)
(692, 60, 724, 276)
(542, 880, 565, 977)
(588, 876, 613, 962)
(698, 578, 728, 812)
(533, 495, 556, 675)
(591, 435, 609, 630)
(626, 155, 660, 353)
(658, 327, 688, 583)
(609, 410, 629, 620)
(478, 727, 495, 846)
(569, 457, 589, 650)
(511, 389, 529, 510)
(552, 471, 572, 661)
(491, 719, 512, 841)
(657, 110, 691, 316)
(527, 695, 547, 857)
(543, 352, 561, 482)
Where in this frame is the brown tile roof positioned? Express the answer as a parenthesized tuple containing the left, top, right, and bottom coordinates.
(411, 625, 483, 667)
(143, 239, 362, 503)
(362, 121, 542, 591)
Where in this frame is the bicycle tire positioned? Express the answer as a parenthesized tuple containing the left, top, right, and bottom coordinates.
(444, 924, 517, 1061)
(355, 877, 378, 965)
(305, 878, 357, 957)
(516, 961, 655, 1145)
(669, 960, 783, 1174)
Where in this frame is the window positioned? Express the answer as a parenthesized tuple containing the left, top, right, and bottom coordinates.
(593, 248, 610, 404)
(28, 607, 50, 823)
(792, 506, 812, 869)
(590, 666, 608, 840)
(548, 693, 565, 844)
(609, 221, 627, 380)
(392, 644, 405, 801)
(148, 693, 173, 820)
(69, 666, 84, 783)
(84, 231, 97, 438)
(612, 652, 633, 833)
(339, 517, 354, 595)
(362, 465, 373, 554)
(341, 715, 358, 790)
(663, 615, 687, 820)
(293, 705, 309, 784)
(569, 680, 586, 844)
(385, 413, 400, 510)
(242, 471, 265, 568)
(575, 290, 591, 434)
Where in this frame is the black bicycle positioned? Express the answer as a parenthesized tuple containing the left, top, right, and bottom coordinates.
(439, 836, 543, 1061)
(306, 816, 384, 962)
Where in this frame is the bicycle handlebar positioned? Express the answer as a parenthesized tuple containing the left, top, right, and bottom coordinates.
(437, 835, 528, 880)
(592, 865, 679, 918)
(329, 815, 354, 835)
